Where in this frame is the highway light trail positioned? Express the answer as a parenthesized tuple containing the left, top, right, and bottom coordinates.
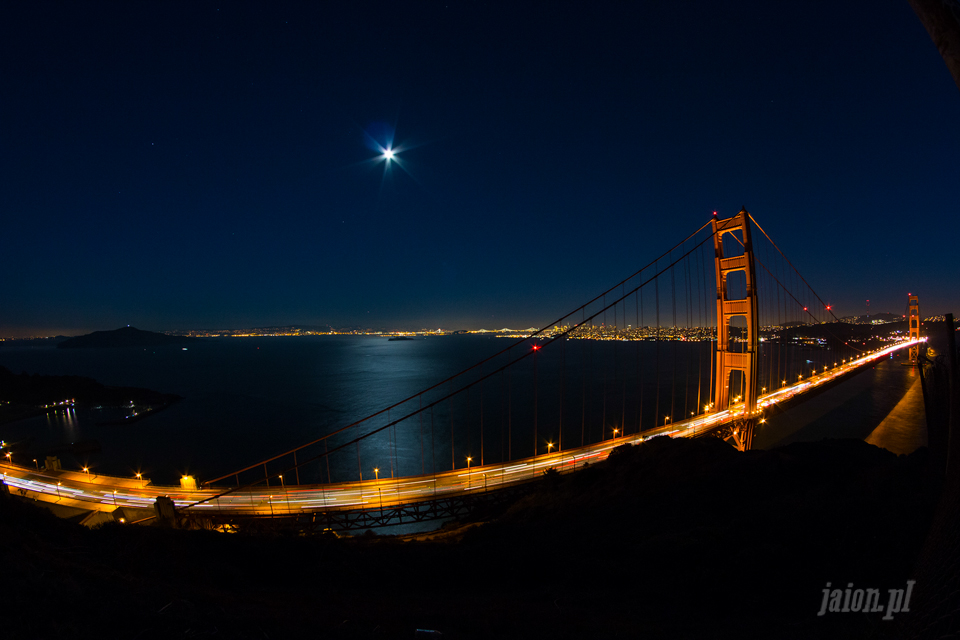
(0, 339, 919, 518)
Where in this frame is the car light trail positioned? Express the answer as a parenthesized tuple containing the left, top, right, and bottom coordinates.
(0, 339, 918, 518)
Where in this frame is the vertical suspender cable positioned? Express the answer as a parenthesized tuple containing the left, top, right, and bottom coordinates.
(531, 344, 539, 479)
(559, 333, 565, 453)
(480, 366, 485, 466)
(655, 265, 661, 428)
(419, 395, 425, 475)
(683, 248, 692, 418)
(388, 409, 395, 479)
(581, 308, 587, 446)
(325, 440, 331, 484)
(670, 253, 678, 424)
(356, 441, 362, 482)
(621, 283, 627, 434)
(602, 295, 607, 440)
(635, 280, 642, 432)
(449, 388, 454, 471)
(508, 366, 513, 460)
(695, 240, 703, 414)
(500, 370, 505, 464)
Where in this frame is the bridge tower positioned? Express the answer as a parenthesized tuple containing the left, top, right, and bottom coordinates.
(712, 208, 761, 451)
(908, 294, 920, 363)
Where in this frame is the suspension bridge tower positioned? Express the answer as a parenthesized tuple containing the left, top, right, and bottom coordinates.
(712, 208, 761, 451)
(908, 294, 920, 364)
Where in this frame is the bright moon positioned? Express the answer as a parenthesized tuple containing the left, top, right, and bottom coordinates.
(383, 148, 395, 160)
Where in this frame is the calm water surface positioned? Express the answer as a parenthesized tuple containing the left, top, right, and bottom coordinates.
(1, 336, 498, 483)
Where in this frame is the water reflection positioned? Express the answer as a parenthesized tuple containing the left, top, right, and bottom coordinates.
(44, 406, 78, 431)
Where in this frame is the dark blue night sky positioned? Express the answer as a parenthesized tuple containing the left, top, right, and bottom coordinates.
(2, 1, 958, 337)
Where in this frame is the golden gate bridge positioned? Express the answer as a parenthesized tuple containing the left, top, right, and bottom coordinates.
(0, 209, 921, 530)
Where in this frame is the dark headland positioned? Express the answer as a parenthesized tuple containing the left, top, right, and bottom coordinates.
(57, 326, 201, 349)
(0, 436, 947, 639)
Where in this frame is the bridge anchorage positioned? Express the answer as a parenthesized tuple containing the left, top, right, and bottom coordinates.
(710, 208, 761, 451)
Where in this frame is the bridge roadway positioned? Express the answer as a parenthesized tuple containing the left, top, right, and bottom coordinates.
(0, 339, 918, 520)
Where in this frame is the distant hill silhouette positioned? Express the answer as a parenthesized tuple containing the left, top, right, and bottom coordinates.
(0, 336, 69, 347)
(57, 327, 200, 349)
(0, 365, 179, 407)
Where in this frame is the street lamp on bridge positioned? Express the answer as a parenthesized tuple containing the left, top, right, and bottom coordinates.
(372, 468, 383, 511)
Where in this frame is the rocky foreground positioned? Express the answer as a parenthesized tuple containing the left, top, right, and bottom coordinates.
(0, 436, 943, 639)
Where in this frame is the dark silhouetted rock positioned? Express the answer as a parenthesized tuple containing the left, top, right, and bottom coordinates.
(57, 326, 200, 349)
